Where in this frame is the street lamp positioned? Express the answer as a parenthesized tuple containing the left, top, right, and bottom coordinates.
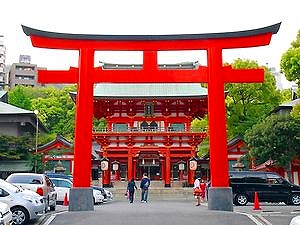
(33, 110, 39, 173)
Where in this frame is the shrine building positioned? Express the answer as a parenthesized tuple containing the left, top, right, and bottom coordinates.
(78, 62, 208, 187)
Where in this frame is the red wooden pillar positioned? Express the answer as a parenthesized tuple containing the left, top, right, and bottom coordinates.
(133, 159, 137, 180)
(207, 47, 228, 187)
(179, 170, 184, 181)
(188, 167, 195, 186)
(115, 169, 121, 181)
(128, 155, 133, 181)
(165, 154, 171, 187)
(207, 47, 233, 211)
(161, 159, 165, 181)
(102, 168, 111, 187)
(73, 48, 94, 187)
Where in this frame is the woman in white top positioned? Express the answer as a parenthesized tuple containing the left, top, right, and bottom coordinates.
(193, 176, 201, 206)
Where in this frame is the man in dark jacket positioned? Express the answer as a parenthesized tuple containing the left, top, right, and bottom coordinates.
(127, 178, 137, 203)
(140, 173, 151, 203)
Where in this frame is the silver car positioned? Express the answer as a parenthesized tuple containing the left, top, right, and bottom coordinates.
(0, 178, 44, 225)
(0, 201, 12, 225)
(6, 173, 57, 212)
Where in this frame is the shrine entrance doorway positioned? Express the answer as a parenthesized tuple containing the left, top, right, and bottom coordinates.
(139, 165, 161, 180)
(138, 152, 161, 180)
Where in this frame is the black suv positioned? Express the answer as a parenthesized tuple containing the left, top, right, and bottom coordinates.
(229, 171, 300, 206)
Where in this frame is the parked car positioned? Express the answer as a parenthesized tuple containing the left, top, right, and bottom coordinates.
(290, 215, 300, 225)
(229, 171, 300, 206)
(6, 173, 57, 212)
(0, 178, 44, 225)
(0, 202, 12, 225)
(49, 178, 104, 204)
(92, 186, 113, 202)
(44, 173, 73, 182)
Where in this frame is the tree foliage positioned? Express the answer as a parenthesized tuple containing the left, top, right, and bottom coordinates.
(9, 85, 77, 140)
(291, 103, 300, 119)
(244, 114, 300, 168)
(225, 59, 281, 138)
(191, 115, 209, 157)
(280, 30, 300, 88)
(8, 85, 32, 110)
(0, 135, 34, 160)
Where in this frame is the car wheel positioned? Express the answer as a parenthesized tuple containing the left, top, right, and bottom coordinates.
(234, 193, 248, 206)
(290, 194, 300, 205)
(11, 206, 29, 225)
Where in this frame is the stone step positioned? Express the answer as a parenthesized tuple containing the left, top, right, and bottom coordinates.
(106, 186, 195, 201)
(109, 180, 187, 188)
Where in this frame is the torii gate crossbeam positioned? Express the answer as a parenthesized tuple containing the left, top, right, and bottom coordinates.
(22, 23, 280, 211)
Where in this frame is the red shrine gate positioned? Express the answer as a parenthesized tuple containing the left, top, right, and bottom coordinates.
(22, 23, 280, 211)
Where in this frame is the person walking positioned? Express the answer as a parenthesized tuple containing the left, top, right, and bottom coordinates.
(140, 173, 150, 203)
(127, 178, 137, 203)
(193, 176, 201, 206)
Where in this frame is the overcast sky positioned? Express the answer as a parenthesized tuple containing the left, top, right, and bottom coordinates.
(1, 0, 300, 75)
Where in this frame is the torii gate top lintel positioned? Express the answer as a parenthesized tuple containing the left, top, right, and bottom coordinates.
(22, 23, 280, 50)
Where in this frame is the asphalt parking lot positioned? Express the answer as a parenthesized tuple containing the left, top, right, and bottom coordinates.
(34, 201, 300, 225)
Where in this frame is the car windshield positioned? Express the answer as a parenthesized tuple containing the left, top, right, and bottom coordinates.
(0, 179, 20, 193)
(7, 174, 43, 184)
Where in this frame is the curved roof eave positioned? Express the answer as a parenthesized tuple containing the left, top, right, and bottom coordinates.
(22, 23, 281, 41)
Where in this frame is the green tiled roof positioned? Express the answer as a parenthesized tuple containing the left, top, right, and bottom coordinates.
(93, 83, 207, 97)
(0, 101, 33, 114)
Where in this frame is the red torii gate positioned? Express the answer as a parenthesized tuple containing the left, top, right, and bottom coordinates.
(22, 23, 280, 211)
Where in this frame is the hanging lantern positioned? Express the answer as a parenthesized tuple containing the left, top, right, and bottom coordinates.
(178, 162, 185, 171)
(142, 159, 145, 165)
(189, 158, 197, 171)
(100, 158, 109, 171)
(112, 161, 119, 171)
(152, 159, 155, 165)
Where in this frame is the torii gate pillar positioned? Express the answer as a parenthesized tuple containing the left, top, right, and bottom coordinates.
(207, 47, 233, 210)
(22, 23, 280, 211)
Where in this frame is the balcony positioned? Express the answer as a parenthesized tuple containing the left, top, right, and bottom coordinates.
(93, 127, 206, 134)
(93, 127, 207, 147)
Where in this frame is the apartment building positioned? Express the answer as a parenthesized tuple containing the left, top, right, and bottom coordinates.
(8, 55, 45, 88)
(0, 36, 5, 90)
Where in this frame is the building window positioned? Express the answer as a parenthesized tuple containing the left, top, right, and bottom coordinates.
(113, 123, 128, 132)
(169, 123, 185, 131)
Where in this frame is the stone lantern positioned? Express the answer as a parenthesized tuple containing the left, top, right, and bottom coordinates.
(54, 160, 66, 174)
(232, 158, 245, 171)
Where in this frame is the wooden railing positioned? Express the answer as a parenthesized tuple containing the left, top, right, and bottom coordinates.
(93, 127, 206, 133)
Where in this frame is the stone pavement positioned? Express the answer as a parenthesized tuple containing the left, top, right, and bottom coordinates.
(39, 200, 258, 225)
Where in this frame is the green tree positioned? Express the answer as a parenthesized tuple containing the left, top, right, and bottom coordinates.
(291, 103, 300, 119)
(281, 30, 300, 89)
(93, 117, 107, 131)
(8, 85, 77, 140)
(245, 114, 300, 170)
(225, 59, 281, 138)
(8, 85, 32, 110)
(0, 134, 34, 160)
(280, 89, 295, 103)
(31, 86, 76, 139)
(191, 115, 209, 157)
